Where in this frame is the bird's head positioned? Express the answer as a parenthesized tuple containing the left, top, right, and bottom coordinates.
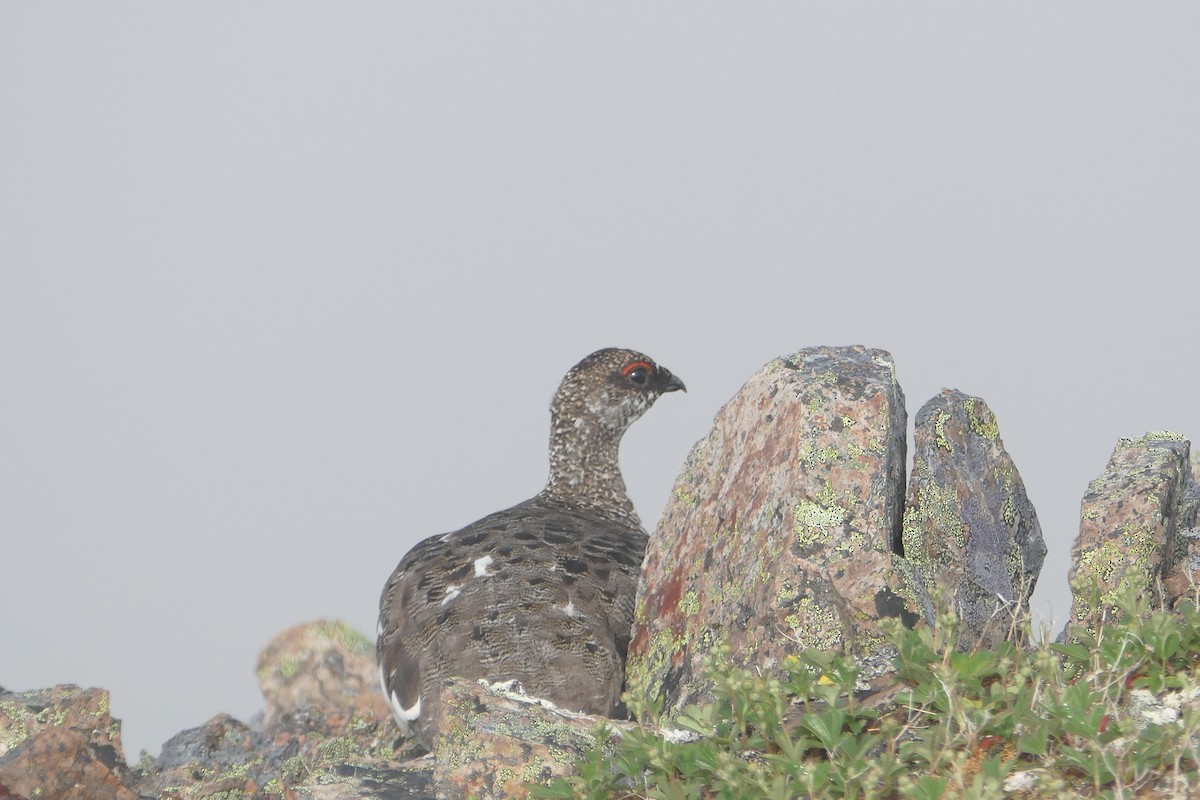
(551, 347, 685, 438)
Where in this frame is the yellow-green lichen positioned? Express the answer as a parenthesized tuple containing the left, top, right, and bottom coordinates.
(278, 656, 301, 679)
(674, 486, 697, 506)
(625, 627, 686, 719)
(312, 620, 373, 656)
(1072, 526, 1159, 615)
(963, 398, 999, 441)
(815, 480, 840, 508)
(523, 761, 548, 784)
(934, 410, 954, 452)
(716, 574, 750, 606)
(317, 735, 357, 761)
(0, 701, 34, 751)
(833, 528, 866, 558)
(1117, 430, 1187, 449)
(902, 472, 966, 558)
(440, 695, 488, 768)
(793, 499, 848, 548)
(281, 754, 310, 783)
(633, 596, 648, 627)
(777, 581, 800, 605)
(782, 597, 843, 650)
(813, 445, 840, 464)
(676, 592, 700, 618)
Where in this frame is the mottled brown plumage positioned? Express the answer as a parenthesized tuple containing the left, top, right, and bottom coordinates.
(376, 348, 684, 748)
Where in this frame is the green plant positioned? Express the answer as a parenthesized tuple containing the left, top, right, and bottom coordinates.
(530, 586, 1200, 799)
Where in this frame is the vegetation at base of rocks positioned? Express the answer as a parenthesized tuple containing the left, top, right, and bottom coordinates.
(530, 589, 1200, 799)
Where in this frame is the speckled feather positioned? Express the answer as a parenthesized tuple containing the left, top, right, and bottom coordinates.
(376, 348, 683, 749)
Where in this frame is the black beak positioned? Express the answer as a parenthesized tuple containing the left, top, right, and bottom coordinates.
(657, 367, 686, 393)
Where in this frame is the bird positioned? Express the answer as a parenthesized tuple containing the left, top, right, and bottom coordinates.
(376, 347, 685, 749)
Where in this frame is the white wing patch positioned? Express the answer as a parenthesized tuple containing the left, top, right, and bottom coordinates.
(381, 667, 421, 733)
(441, 584, 462, 605)
(474, 555, 494, 577)
(391, 690, 421, 723)
(560, 600, 579, 617)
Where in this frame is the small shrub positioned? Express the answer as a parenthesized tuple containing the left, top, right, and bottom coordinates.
(530, 587, 1200, 799)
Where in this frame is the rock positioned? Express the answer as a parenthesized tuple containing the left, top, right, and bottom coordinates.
(291, 757, 437, 799)
(628, 346, 920, 720)
(130, 708, 434, 799)
(0, 728, 138, 800)
(1065, 432, 1200, 635)
(432, 677, 627, 800)
(131, 620, 434, 799)
(257, 619, 391, 730)
(0, 685, 134, 800)
(901, 389, 1046, 647)
(132, 713, 274, 798)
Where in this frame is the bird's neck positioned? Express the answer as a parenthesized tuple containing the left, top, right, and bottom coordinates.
(541, 416, 642, 529)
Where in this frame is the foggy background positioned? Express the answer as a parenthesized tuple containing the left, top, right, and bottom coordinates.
(3, 4, 1197, 761)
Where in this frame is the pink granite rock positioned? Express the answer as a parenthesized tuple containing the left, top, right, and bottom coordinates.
(1066, 433, 1200, 635)
(628, 346, 921, 720)
(256, 619, 391, 730)
(0, 685, 134, 800)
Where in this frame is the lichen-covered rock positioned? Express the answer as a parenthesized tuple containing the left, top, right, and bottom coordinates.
(432, 677, 627, 800)
(1065, 433, 1200, 635)
(0, 685, 134, 800)
(131, 620, 433, 799)
(2, 622, 435, 800)
(132, 713, 275, 798)
(256, 619, 391, 730)
(292, 757, 436, 799)
(902, 389, 1046, 647)
(628, 346, 921, 720)
(130, 708, 434, 799)
(1165, 501, 1200, 606)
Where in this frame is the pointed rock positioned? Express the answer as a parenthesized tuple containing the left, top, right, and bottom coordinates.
(628, 346, 918, 720)
(902, 390, 1046, 647)
(1065, 432, 1200, 635)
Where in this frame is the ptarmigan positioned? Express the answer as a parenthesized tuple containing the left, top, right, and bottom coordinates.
(376, 348, 684, 749)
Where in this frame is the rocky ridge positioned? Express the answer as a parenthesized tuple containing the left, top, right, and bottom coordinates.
(3, 345, 1197, 800)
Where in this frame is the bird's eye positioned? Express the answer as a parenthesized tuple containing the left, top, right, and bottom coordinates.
(622, 361, 653, 386)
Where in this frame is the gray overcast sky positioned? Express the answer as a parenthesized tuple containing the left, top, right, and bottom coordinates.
(3, 4, 1198, 761)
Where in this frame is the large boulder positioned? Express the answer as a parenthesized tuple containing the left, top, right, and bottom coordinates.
(1064, 433, 1200, 635)
(627, 346, 920, 720)
(902, 389, 1046, 647)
